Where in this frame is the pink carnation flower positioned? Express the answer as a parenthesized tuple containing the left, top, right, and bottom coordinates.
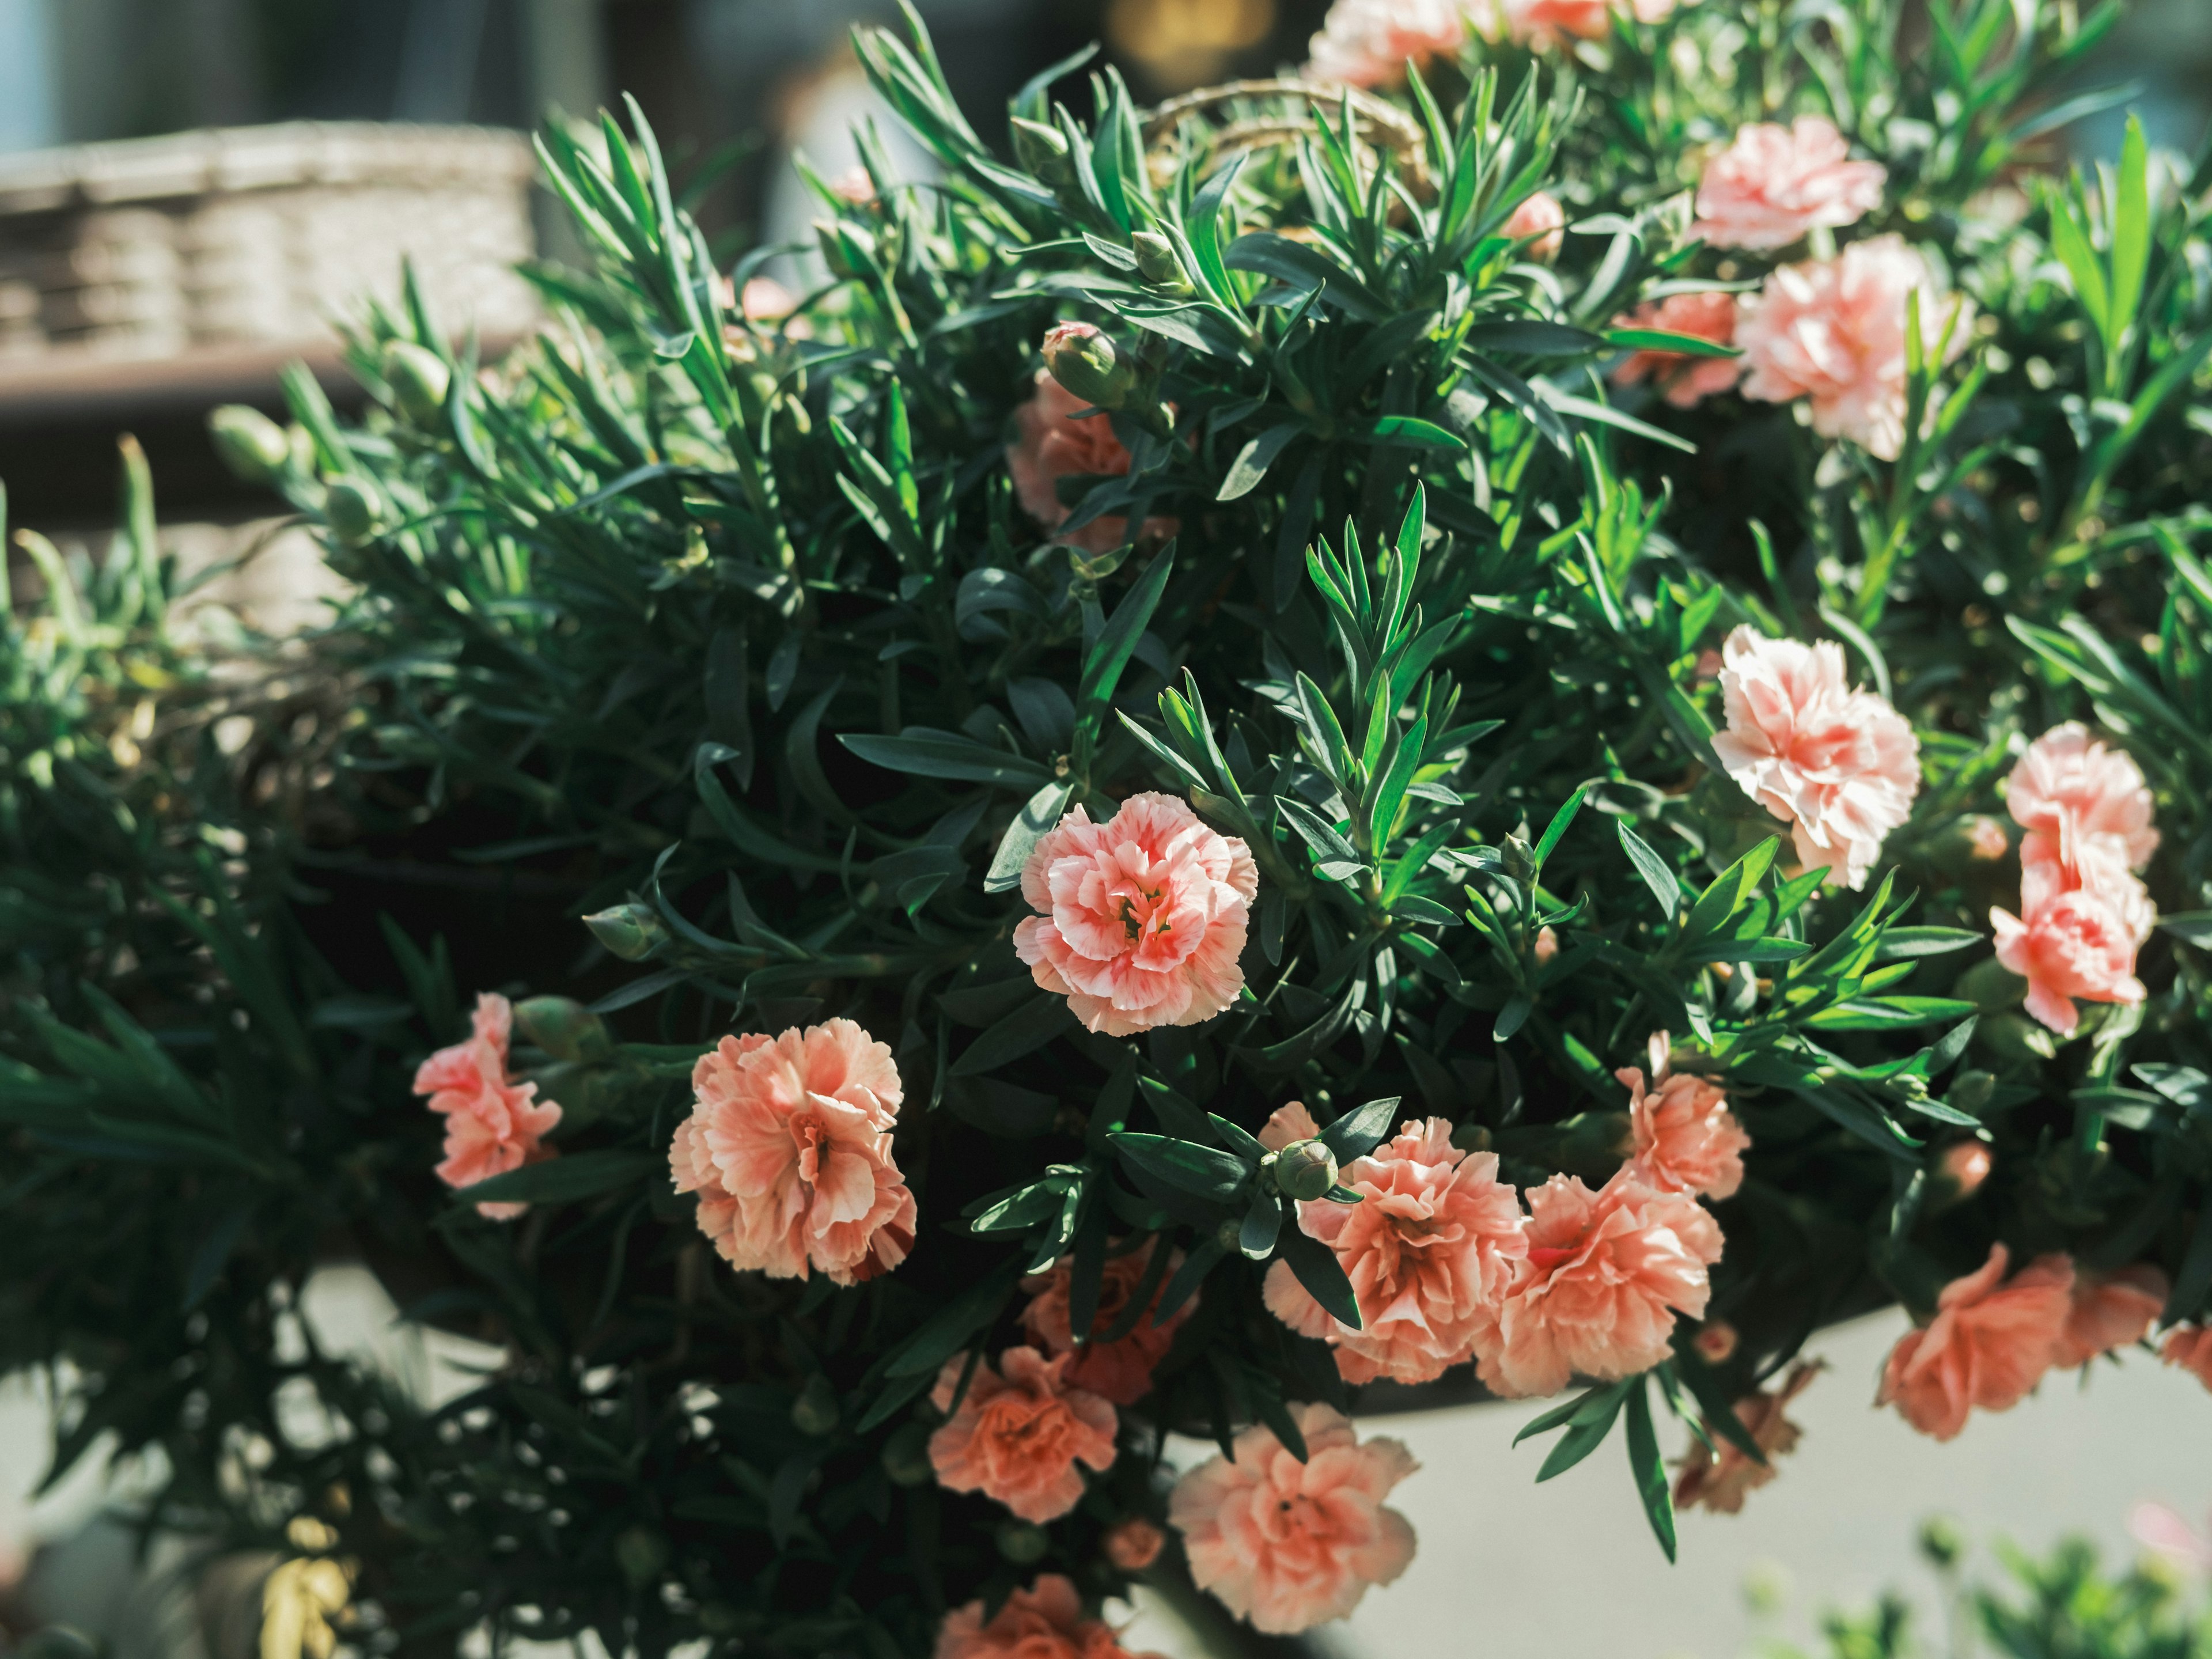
(1261, 1117, 1529, 1385)
(1609, 291, 1744, 408)
(669, 1020, 916, 1286)
(1014, 792, 1258, 1037)
(1019, 1237, 1191, 1405)
(1304, 0, 1470, 87)
(1482, 1169, 1723, 1398)
(928, 1347, 1118, 1524)
(1738, 234, 1972, 461)
(2003, 722, 2158, 873)
(1502, 191, 1566, 261)
(1990, 850, 2149, 1039)
(2052, 1263, 2168, 1370)
(1479, 0, 1677, 49)
(1005, 370, 1173, 555)
(1258, 1101, 1323, 1152)
(935, 1573, 1160, 1659)
(2163, 1327, 2212, 1393)
(1619, 1035, 1749, 1200)
(1168, 1402, 1416, 1635)
(413, 992, 563, 1221)
(1877, 1244, 2073, 1440)
(1710, 625, 1921, 889)
(1690, 116, 1887, 251)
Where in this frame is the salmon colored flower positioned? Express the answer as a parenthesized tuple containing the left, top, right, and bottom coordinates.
(1692, 1320, 1738, 1363)
(1674, 1362, 1821, 1514)
(2003, 723, 2158, 873)
(935, 1573, 1160, 1659)
(1258, 1101, 1323, 1152)
(1481, 1169, 1724, 1399)
(1262, 1118, 1529, 1385)
(1168, 1403, 1416, 1635)
(1711, 625, 1921, 889)
(1020, 1237, 1191, 1405)
(1938, 1141, 1993, 1198)
(1502, 191, 1566, 261)
(1103, 1517, 1165, 1572)
(414, 992, 562, 1221)
(1014, 792, 1258, 1037)
(1877, 1245, 2073, 1440)
(1480, 0, 1678, 49)
(1690, 116, 1887, 251)
(1990, 851, 2149, 1039)
(1006, 370, 1174, 555)
(670, 1020, 916, 1286)
(2053, 1263, 2169, 1369)
(1304, 0, 1470, 86)
(2163, 1327, 2212, 1392)
(928, 1347, 1118, 1524)
(1609, 291, 1744, 408)
(1738, 235, 1971, 461)
(1619, 1033, 1749, 1200)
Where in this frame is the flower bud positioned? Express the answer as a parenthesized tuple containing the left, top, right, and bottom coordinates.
(1010, 117, 1072, 185)
(1936, 1139, 1992, 1199)
(1268, 1138, 1339, 1202)
(1104, 1517, 1164, 1572)
(1040, 321, 1135, 411)
(381, 341, 452, 425)
(1533, 924, 1559, 966)
(995, 1520, 1051, 1564)
(1692, 1320, 1738, 1363)
(790, 1373, 841, 1437)
(814, 217, 877, 279)
(614, 1524, 669, 1587)
(881, 1421, 934, 1487)
(1130, 231, 1186, 289)
(1948, 1070, 1997, 1116)
(323, 478, 382, 546)
(209, 405, 291, 483)
(513, 995, 612, 1063)
(584, 902, 669, 963)
(1501, 834, 1536, 882)
(1917, 1516, 1964, 1571)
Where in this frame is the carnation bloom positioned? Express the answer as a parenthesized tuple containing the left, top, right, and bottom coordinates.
(1738, 234, 1972, 461)
(1014, 792, 1259, 1037)
(1620, 1033, 1750, 1200)
(1262, 1117, 1529, 1385)
(1876, 1244, 2073, 1440)
(2003, 723, 2158, 873)
(934, 1573, 1159, 1659)
(669, 1020, 916, 1286)
(1258, 1101, 1323, 1152)
(2052, 1264, 2169, 1369)
(1710, 625, 1921, 889)
(1482, 1169, 1724, 1399)
(1673, 1361, 1821, 1514)
(1103, 1518, 1165, 1572)
(1479, 0, 1678, 49)
(1168, 1402, 1416, 1634)
(2163, 1327, 2212, 1392)
(1990, 851, 2148, 1038)
(1304, 0, 1469, 87)
(1689, 116, 1887, 251)
(1609, 291, 1744, 408)
(1019, 1237, 1191, 1404)
(1005, 370, 1172, 555)
(928, 1347, 1118, 1523)
(1502, 190, 1566, 261)
(413, 992, 562, 1221)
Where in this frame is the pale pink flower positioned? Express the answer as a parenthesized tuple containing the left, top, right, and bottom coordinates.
(2163, 1327, 2212, 1392)
(2131, 1502, 2212, 1575)
(741, 276, 797, 323)
(1990, 851, 2148, 1038)
(1609, 291, 1744, 408)
(1690, 117, 1887, 251)
(413, 992, 562, 1221)
(670, 1020, 916, 1286)
(1258, 1101, 1323, 1152)
(1738, 234, 1972, 461)
(1673, 1361, 1821, 1514)
(1965, 816, 2010, 860)
(1168, 1403, 1416, 1634)
(831, 165, 877, 206)
(1481, 1169, 1724, 1398)
(1710, 625, 1921, 889)
(1262, 1118, 1529, 1385)
(1877, 1244, 2073, 1440)
(1304, 0, 1469, 87)
(1005, 371, 1173, 555)
(935, 1573, 1160, 1659)
(1619, 1033, 1749, 1199)
(1532, 924, 1560, 965)
(1502, 191, 1566, 261)
(1103, 1518, 1165, 1573)
(1014, 792, 1258, 1037)
(1020, 1237, 1191, 1405)
(1480, 0, 1678, 49)
(2003, 723, 2158, 872)
(2052, 1263, 2169, 1369)
(928, 1347, 1118, 1524)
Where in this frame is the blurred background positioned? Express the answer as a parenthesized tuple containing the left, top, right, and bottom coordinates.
(2, 0, 2211, 1654)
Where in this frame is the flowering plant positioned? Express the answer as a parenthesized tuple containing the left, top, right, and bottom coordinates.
(3, 0, 2211, 1653)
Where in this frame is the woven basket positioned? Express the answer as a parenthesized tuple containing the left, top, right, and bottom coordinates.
(0, 122, 540, 370)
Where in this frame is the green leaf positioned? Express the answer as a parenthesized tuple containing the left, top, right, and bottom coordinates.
(1624, 1380, 1677, 1562)
(1355, 416, 1468, 452)
(1535, 1380, 1630, 1480)
(2158, 912, 2212, 948)
(1107, 1131, 1250, 1203)
(1532, 781, 1592, 870)
(461, 1149, 660, 1208)
(881, 1253, 1027, 1377)
(1617, 821, 1681, 920)
(1464, 319, 1608, 357)
(985, 780, 1075, 893)
(1874, 927, 1983, 960)
(950, 993, 1078, 1077)
(2107, 115, 2150, 352)
(841, 728, 1056, 790)
(1278, 1225, 1361, 1330)
(1218, 422, 1302, 501)
(1319, 1096, 1402, 1162)
(1224, 232, 1390, 320)
(1239, 1192, 1285, 1259)
(1075, 547, 1176, 732)
(1680, 837, 1779, 943)
(1803, 997, 1977, 1031)
(1603, 328, 1741, 359)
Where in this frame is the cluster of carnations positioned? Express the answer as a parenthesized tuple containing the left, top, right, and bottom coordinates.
(1306, 0, 1680, 83)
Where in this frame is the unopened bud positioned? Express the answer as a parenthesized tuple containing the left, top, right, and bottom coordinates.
(1918, 1516, 1964, 1571)
(1948, 1070, 1997, 1116)
(1691, 1320, 1737, 1363)
(1501, 835, 1536, 882)
(995, 1520, 1051, 1564)
(1937, 1139, 1992, 1198)
(512, 995, 612, 1063)
(882, 1421, 934, 1487)
(614, 1524, 669, 1587)
(584, 902, 669, 963)
(209, 405, 291, 483)
(1010, 116, 1072, 184)
(1104, 1517, 1165, 1572)
(1502, 190, 1566, 262)
(790, 1373, 840, 1437)
(1040, 321, 1135, 411)
(814, 217, 877, 278)
(1268, 1138, 1339, 1202)
(1533, 925, 1559, 966)
(1130, 231, 1185, 288)
(323, 478, 382, 546)
(382, 341, 452, 425)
